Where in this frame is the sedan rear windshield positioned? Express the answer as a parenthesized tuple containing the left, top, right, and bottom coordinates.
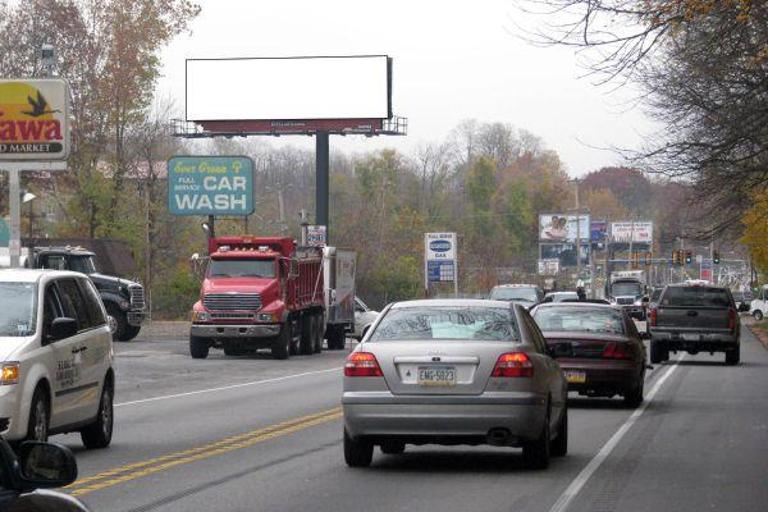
(533, 307, 625, 335)
(489, 287, 538, 303)
(208, 258, 276, 278)
(369, 306, 519, 342)
(661, 287, 731, 308)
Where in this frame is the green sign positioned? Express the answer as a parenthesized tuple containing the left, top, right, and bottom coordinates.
(0, 217, 9, 247)
(167, 156, 254, 216)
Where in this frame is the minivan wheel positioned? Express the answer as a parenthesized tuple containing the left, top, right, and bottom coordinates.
(26, 387, 49, 443)
(344, 429, 373, 467)
(523, 409, 550, 469)
(81, 380, 114, 449)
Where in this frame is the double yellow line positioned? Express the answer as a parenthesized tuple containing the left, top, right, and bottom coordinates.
(66, 407, 342, 497)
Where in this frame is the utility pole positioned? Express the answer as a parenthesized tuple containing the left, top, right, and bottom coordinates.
(572, 179, 581, 283)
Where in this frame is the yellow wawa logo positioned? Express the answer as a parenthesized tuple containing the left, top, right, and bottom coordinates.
(0, 82, 63, 148)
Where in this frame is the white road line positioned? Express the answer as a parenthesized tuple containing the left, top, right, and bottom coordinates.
(548, 356, 683, 512)
(115, 367, 342, 407)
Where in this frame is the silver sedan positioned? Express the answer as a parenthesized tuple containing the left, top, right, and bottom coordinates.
(342, 299, 568, 469)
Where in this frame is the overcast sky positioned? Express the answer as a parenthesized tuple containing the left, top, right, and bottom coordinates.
(157, 0, 655, 176)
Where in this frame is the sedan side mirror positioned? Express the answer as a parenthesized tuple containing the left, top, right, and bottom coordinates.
(50, 317, 78, 341)
(17, 441, 78, 491)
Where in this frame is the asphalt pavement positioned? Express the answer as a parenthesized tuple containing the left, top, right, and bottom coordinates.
(54, 323, 768, 512)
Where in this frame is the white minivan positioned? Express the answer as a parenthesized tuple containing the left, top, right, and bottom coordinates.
(0, 269, 114, 448)
(750, 285, 768, 321)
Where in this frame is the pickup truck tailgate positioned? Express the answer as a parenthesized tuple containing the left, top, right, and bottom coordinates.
(656, 307, 730, 329)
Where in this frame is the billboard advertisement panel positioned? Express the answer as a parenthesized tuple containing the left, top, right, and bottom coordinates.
(0, 79, 70, 161)
(539, 214, 590, 242)
(186, 56, 390, 122)
(590, 220, 608, 243)
(167, 156, 254, 216)
(611, 222, 653, 243)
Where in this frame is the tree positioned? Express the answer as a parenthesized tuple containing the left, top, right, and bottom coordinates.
(741, 189, 768, 276)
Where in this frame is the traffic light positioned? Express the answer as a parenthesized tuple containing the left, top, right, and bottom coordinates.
(713, 250, 720, 265)
(685, 250, 693, 265)
(672, 250, 680, 265)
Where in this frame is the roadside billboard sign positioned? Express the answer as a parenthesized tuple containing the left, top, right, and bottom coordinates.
(539, 214, 590, 242)
(0, 79, 70, 161)
(167, 156, 254, 216)
(610, 222, 653, 243)
(590, 220, 608, 243)
(425, 232, 457, 284)
(538, 258, 560, 275)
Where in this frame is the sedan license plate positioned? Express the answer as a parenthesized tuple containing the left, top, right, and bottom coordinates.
(418, 366, 456, 387)
(564, 370, 586, 384)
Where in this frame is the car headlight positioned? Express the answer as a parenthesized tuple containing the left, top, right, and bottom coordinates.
(192, 311, 211, 322)
(258, 313, 278, 323)
(119, 299, 130, 309)
(1, 363, 20, 385)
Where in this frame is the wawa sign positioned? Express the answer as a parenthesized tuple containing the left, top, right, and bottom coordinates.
(0, 79, 70, 161)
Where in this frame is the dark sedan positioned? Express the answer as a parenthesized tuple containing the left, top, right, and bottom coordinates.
(531, 302, 647, 407)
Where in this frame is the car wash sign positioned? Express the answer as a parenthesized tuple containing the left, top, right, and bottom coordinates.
(425, 232, 457, 283)
(0, 79, 70, 161)
(168, 156, 254, 216)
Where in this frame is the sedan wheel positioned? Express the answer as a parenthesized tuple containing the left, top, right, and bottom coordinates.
(523, 409, 550, 470)
(550, 404, 568, 457)
(344, 429, 373, 467)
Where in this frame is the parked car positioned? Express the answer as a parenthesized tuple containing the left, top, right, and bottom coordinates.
(530, 302, 647, 407)
(0, 269, 114, 448)
(732, 290, 753, 313)
(750, 285, 767, 320)
(649, 284, 740, 365)
(342, 299, 568, 469)
(352, 297, 379, 340)
(488, 284, 545, 307)
(541, 291, 578, 303)
(0, 436, 90, 511)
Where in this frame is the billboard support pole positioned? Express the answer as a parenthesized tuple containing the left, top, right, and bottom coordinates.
(315, 131, 330, 242)
(8, 169, 20, 268)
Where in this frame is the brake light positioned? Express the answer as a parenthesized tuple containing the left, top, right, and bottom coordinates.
(344, 352, 383, 377)
(649, 308, 658, 327)
(602, 342, 633, 360)
(728, 308, 737, 330)
(492, 352, 533, 378)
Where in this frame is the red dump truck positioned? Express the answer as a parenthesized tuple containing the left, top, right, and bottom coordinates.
(189, 236, 325, 359)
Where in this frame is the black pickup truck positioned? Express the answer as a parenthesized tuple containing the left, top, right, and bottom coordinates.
(648, 284, 740, 365)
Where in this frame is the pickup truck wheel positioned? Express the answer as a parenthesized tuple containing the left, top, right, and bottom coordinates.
(299, 314, 314, 355)
(725, 344, 740, 365)
(312, 313, 323, 353)
(650, 340, 667, 364)
(81, 380, 114, 449)
(344, 429, 373, 467)
(119, 324, 141, 342)
(106, 304, 127, 341)
(271, 325, 291, 360)
(189, 335, 210, 359)
(753, 310, 763, 321)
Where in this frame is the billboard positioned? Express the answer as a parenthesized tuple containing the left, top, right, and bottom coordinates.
(167, 156, 254, 216)
(611, 222, 653, 243)
(538, 259, 560, 276)
(186, 56, 391, 122)
(540, 243, 590, 267)
(539, 214, 590, 242)
(0, 79, 70, 161)
(590, 220, 608, 243)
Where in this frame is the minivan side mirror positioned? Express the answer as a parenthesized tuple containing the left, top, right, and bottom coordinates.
(50, 317, 78, 341)
(16, 441, 78, 491)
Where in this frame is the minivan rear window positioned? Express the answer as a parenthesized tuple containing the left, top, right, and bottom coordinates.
(661, 287, 731, 308)
(369, 306, 519, 342)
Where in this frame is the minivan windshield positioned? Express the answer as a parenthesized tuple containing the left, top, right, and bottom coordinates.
(369, 306, 519, 341)
(0, 283, 37, 337)
(208, 258, 276, 278)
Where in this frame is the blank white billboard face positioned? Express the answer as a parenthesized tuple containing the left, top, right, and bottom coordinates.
(186, 56, 390, 121)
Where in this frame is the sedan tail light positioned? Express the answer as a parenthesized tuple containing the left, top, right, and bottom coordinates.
(492, 352, 533, 378)
(344, 352, 383, 377)
(649, 308, 658, 327)
(602, 342, 634, 360)
(728, 308, 737, 330)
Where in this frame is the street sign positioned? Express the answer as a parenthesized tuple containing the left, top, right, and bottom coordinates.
(425, 233, 458, 289)
(0, 217, 9, 246)
(0, 79, 71, 161)
(167, 156, 254, 216)
(305, 225, 327, 247)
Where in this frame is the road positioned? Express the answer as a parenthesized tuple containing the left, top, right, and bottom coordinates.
(56, 324, 768, 512)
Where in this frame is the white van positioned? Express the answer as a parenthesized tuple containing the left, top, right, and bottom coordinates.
(0, 269, 114, 448)
(750, 285, 768, 321)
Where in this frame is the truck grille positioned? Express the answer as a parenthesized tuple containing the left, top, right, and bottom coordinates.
(211, 312, 256, 320)
(129, 285, 146, 309)
(204, 293, 262, 311)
